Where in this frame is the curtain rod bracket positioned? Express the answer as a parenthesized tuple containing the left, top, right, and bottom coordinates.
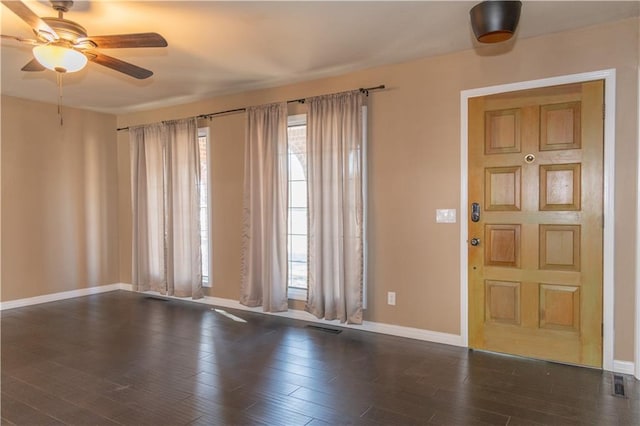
(359, 84, 385, 96)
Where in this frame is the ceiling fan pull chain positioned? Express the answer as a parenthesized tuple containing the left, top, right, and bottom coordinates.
(57, 72, 64, 126)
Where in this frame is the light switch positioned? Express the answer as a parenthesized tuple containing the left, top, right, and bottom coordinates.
(436, 209, 457, 223)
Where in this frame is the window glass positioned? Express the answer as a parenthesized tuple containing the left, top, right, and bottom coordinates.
(287, 117, 307, 291)
(198, 131, 210, 286)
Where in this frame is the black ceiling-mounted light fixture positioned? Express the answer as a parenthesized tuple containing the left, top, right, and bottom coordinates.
(470, 1, 522, 43)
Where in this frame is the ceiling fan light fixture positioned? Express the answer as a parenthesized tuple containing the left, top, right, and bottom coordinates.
(33, 42, 87, 73)
(470, 0, 522, 43)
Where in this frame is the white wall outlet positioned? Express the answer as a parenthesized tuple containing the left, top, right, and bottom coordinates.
(436, 209, 457, 223)
(387, 291, 396, 306)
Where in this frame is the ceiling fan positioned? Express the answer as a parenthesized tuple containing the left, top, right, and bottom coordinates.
(1, 0, 167, 79)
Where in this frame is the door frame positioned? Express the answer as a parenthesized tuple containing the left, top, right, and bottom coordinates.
(636, 64, 640, 380)
(459, 69, 616, 371)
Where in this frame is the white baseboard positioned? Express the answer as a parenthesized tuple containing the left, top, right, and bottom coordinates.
(134, 289, 464, 347)
(10, 284, 630, 366)
(0, 283, 129, 311)
(612, 360, 635, 375)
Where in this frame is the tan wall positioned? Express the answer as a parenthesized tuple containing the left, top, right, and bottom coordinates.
(1, 96, 120, 301)
(0, 15, 634, 364)
(112, 17, 636, 362)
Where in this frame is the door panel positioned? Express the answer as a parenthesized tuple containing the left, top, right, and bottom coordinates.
(540, 163, 581, 211)
(539, 224, 580, 271)
(485, 109, 521, 154)
(485, 224, 521, 267)
(540, 101, 581, 150)
(485, 280, 521, 325)
(485, 166, 521, 210)
(468, 81, 604, 367)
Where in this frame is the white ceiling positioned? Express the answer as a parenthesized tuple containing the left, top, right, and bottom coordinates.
(1, 1, 638, 114)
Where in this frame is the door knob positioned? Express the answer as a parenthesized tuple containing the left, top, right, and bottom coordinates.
(470, 238, 481, 246)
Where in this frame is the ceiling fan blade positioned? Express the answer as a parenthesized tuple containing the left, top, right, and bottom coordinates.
(88, 52, 153, 79)
(84, 33, 167, 49)
(1, 34, 40, 45)
(21, 58, 45, 72)
(1, 0, 58, 41)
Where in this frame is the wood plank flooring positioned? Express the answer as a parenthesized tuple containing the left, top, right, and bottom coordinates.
(2, 290, 638, 425)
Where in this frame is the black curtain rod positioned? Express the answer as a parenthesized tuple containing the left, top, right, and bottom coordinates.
(116, 84, 385, 131)
(197, 84, 385, 121)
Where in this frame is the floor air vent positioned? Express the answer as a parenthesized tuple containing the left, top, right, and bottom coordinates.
(306, 325, 342, 334)
(613, 374, 626, 398)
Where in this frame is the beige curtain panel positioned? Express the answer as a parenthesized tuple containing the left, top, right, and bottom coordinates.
(130, 124, 165, 294)
(130, 118, 203, 299)
(306, 91, 365, 324)
(240, 102, 289, 312)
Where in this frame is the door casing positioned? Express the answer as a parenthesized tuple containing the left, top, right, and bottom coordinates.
(459, 69, 616, 371)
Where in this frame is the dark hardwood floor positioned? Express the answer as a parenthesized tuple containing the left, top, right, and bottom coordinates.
(1, 290, 638, 425)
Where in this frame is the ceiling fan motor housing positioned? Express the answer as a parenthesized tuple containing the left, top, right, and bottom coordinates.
(41, 17, 86, 42)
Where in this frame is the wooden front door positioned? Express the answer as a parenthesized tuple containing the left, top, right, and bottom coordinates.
(468, 81, 604, 367)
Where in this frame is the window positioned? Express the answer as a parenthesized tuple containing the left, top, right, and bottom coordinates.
(198, 128, 211, 286)
(287, 115, 307, 299)
(285, 108, 368, 305)
(362, 105, 368, 309)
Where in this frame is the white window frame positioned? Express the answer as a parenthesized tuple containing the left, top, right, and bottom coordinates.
(362, 105, 368, 310)
(287, 114, 308, 301)
(198, 127, 212, 287)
